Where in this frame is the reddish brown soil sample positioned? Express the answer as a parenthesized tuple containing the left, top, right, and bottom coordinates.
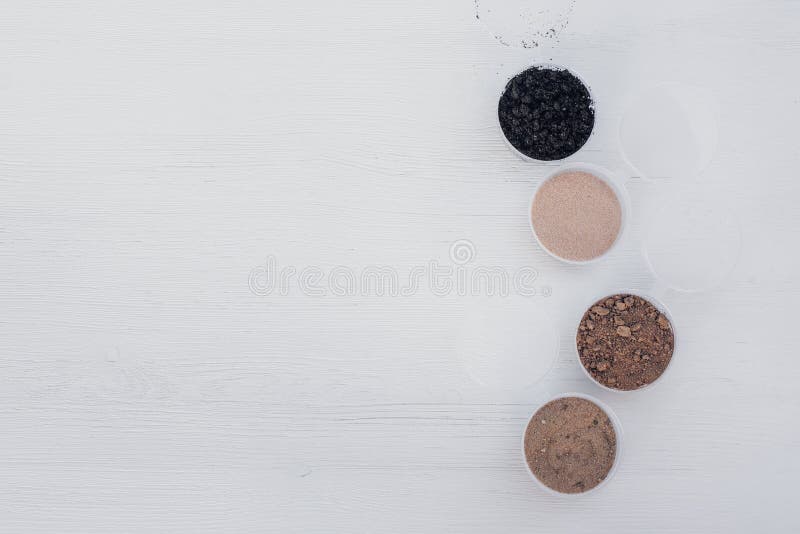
(524, 397, 617, 494)
(577, 294, 675, 391)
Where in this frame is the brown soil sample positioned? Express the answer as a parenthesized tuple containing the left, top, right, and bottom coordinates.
(524, 397, 617, 494)
(577, 294, 675, 390)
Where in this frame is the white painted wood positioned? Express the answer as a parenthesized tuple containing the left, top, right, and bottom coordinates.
(1, 1, 798, 531)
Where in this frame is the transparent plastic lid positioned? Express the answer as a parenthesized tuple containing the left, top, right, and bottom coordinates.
(619, 83, 718, 180)
(643, 193, 741, 293)
(475, 0, 576, 49)
(458, 296, 559, 392)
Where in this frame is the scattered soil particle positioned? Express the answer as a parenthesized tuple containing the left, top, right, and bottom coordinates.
(524, 397, 617, 494)
(577, 294, 675, 391)
(498, 66, 594, 161)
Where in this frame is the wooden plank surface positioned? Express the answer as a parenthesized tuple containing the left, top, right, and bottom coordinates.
(0, 1, 798, 532)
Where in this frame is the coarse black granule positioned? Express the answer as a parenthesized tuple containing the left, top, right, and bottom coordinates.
(498, 66, 594, 161)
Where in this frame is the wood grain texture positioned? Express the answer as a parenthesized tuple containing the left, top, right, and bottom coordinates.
(1, 0, 799, 532)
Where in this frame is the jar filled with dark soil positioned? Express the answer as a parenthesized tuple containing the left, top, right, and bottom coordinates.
(576, 294, 676, 391)
(498, 65, 595, 161)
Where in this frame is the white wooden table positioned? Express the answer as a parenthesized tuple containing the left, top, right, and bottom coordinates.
(1, 1, 798, 532)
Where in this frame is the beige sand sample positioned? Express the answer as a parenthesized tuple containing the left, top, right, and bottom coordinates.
(531, 171, 622, 261)
(524, 396, 617, 494)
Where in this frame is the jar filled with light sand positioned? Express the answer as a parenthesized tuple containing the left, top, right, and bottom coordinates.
(529, 163, 629, 264)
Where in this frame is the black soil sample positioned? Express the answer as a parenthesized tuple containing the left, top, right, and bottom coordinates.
(498, 66, 594, 161)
